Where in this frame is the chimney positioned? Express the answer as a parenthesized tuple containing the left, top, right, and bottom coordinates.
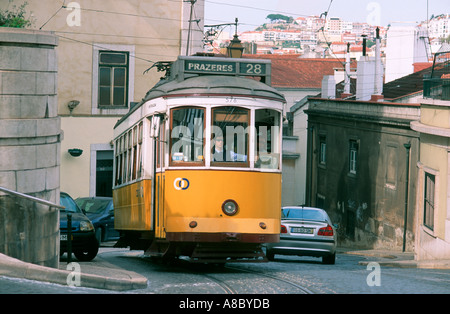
(321, 75, 336, 99)
(355, 57, 374, 101)
(356, 29, 384, 101)
(341, 42, 352, 98)
(362, 35, 367, 56)
(371, 27, 384, 102)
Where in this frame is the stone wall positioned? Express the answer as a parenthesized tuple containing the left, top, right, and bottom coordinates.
(0, 28, 61, 267)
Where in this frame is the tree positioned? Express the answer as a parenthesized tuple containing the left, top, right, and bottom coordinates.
(0, 1, 32, 28)
(266, 14, 293, 24)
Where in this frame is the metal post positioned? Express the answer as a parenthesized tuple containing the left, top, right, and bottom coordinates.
(403, 143, 411, 252)
(185, 0, 196, 56)
(67, 213, 72, 264)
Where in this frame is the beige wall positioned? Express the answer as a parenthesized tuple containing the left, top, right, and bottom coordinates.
(412, 98, 450, 260)
(16, 0, 192, 114)
(419, 138, 448, 239)
(1, 0, 204, 198)
(60, 116, 117, 198)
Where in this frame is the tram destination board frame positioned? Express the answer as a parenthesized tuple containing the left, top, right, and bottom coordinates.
(173, 56, 272, 85)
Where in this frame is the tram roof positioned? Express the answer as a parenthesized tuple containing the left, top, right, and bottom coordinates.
(141, 74, 286, 102)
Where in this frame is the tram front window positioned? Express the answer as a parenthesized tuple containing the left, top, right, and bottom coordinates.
(211, 106, 249, 166)
(255, 109, 281, 170)
(170, 107, 205, 165)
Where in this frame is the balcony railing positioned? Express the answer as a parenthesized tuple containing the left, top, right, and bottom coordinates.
(423, 77, 450, 101)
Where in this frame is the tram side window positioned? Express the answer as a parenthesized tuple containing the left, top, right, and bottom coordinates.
(255, 109, 281, 169)
(115, 136, 125, 186)
(211, 106, 249, 166)
(137, 122, 143, 177)
(114, 121, 144, 186)
(156, 119, 165, 168)
(127, 131, 133, 182)
(114, 138, 121, 186)
(170, 107, 205, 165)
(132, 126, 138, 180)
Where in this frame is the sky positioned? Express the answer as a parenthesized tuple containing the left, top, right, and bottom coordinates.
(204, 0, 450, 32)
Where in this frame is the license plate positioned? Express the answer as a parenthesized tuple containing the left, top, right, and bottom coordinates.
(60, 234, 67, 241)
(291, 227, 313, 234)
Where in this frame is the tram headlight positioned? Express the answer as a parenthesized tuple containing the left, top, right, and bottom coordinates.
(222, 199, 238, 216)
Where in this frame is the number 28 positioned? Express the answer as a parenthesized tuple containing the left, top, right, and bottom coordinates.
(245, 64, 262, 74)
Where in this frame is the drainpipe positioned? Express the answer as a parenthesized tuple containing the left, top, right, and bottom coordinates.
(403, 142, 411, 252)
(307, 126, 315, 206)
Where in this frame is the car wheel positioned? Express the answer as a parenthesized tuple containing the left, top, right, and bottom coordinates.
(322, 253, 335, 264)
(74, 245, 99, 262)
(266, 249, 275, 261)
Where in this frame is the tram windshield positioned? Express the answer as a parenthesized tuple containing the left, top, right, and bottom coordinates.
(169, 106, 281, 170)
(255, 109, 281, 170)
(170, 107, 205, 165)
(211, 106, 249, 165)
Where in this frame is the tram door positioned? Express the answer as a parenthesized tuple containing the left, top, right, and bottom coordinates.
(152, 115, 166, 239)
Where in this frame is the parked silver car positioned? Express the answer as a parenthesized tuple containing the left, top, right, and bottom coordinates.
(266, 206, 337, 264)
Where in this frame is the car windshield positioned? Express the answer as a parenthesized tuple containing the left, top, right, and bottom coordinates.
(60, 194, 82, 213)
(282, 208, 326, 221)
(76, 199, 111, 214)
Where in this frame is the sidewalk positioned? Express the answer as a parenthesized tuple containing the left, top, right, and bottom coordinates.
(339, 248, 450, 269)
(0, 251, 148, 291)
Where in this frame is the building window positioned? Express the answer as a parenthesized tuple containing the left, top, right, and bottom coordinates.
(349, 140, 358, 174)
(92, 44, 135, 115)
(424, 172, 435, 230)
(319, 135, 326, 165)
(98, 51, 129, 107)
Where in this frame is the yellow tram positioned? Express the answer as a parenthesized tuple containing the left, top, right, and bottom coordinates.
(112, 55, 285, 262)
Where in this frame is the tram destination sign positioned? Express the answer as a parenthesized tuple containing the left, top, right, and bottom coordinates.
(179, 56, 271, 84)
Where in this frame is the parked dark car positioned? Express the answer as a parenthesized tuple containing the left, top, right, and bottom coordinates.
(60, 192, 99, 261)
(266, 206, 337, 264)
(75, 197, 119, 244)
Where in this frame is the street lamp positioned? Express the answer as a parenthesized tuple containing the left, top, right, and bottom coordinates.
(227, 18, 244, 58)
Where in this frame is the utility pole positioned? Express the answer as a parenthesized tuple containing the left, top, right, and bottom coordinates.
(185, 0, 197, 56)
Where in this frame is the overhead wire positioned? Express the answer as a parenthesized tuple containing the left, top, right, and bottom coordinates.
(39, 0, 65, 30)
(37, 1, 201, 68)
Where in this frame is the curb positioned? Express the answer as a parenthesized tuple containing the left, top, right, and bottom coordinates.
(0, 253, 148, 291)
(341, 249, 450, 270)
(358, 259, 450, 269)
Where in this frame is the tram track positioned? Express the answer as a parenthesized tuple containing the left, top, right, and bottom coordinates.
(201, 273, 239, 294)
(100, 248, 315, 294)
(196, 264, 314, 294)
(224, 265, 315, 294)
(163, 260, 315, 294)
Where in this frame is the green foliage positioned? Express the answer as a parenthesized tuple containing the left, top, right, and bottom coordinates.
(0, 1, 32, 28)
(266, 14, 293, 23)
